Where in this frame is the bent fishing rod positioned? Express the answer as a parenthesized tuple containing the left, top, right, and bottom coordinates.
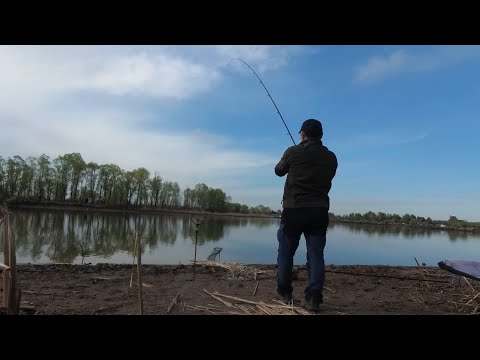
(230, 58, 296, 145)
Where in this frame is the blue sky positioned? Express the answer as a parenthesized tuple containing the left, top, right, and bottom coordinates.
(1, 45, 480, 221)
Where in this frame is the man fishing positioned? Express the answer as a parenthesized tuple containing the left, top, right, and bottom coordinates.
(274, 118, 338, 312)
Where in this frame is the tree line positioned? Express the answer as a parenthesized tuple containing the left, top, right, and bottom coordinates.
(0, 153, 275, 215)
(330, 211, 480, 230)
(9, 152, 474, 226)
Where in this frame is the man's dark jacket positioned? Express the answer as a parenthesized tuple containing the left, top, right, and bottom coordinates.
(275, 138, 337, 209)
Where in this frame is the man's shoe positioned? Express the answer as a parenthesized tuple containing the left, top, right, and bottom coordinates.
(276, 289, 293, 304)
(301, 294, 322, 312)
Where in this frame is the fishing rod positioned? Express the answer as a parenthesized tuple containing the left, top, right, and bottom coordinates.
(230, 58, 296, 145)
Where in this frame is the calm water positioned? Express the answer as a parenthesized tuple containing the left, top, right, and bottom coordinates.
(2, 209, 480, 267)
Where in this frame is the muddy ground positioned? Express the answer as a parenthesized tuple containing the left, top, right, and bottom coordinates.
(2, 263, 479, 315)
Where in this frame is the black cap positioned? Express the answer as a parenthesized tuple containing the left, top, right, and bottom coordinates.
(299, 118, 323, 138)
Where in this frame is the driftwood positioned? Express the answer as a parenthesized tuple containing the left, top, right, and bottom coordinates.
(202, 289, 313, 315)
(203, 289, 234, 308)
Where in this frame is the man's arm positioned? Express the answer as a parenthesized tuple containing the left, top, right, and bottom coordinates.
(275, 147, 292, 177)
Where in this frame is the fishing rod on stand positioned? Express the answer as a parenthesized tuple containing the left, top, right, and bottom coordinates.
(191, 214, 207, 281)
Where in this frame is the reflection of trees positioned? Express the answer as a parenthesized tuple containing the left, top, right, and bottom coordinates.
(247, 218, 276, 229)
(10, 210, 217, 262)
(9, 210, 292, 263)
(334, 222, 477, 242)
(214, 216, 248, 228)
(213, 216, 275, 229)
(45, 212, 68, 262)
(91, 215, 129, 257)
(447, 231, 470, 242)
(148, 214, 179, 247)
(182, 217, 225, 244)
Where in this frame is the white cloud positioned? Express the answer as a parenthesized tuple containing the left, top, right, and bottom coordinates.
(0, 46, 222, 104)
(354, 46, 480, 84)
(73, 53, 221, 99)
(0, 45, 305, 110)
(354, 50, 408, 84)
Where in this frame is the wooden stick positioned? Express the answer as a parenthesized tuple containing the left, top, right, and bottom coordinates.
(462, 277, 476, 293)
(206, 303, 223, 308)
(16, 288, 21, 316)
(91, 304, 125, 315)
(237, 304, 251, 315)
(253, 281, 259, 296)
(212, 291, 262, 305)
(129, 235, 138, 288)
(8, 216, 19, 314)
(465, 291, 480, 305)
(459, 302, 475, 307)
(214, 292, 304, 312)
(91, 276, 114, 281)
(203, 289, 234, 308)
(185, 304, 231, 315)
(21, 290, 53, 295)
(255, 304, 272, 315)
(167, 293, 180, 313)
(136, 232, 144, 315)
(271, 299, 295, 308)
(2, 211, 10, 308)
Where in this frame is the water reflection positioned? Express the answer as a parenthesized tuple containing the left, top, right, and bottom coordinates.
(2, 210, 480, 265)
(331, 222, 479, 241)
(1, 210, 277, 264)
(447, 231, 472, 242)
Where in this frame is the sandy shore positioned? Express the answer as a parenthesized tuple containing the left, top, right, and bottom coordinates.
(2, 262, 478, 315)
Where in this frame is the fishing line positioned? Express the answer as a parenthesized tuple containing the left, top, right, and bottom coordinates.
(229, 58, 296, 145)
